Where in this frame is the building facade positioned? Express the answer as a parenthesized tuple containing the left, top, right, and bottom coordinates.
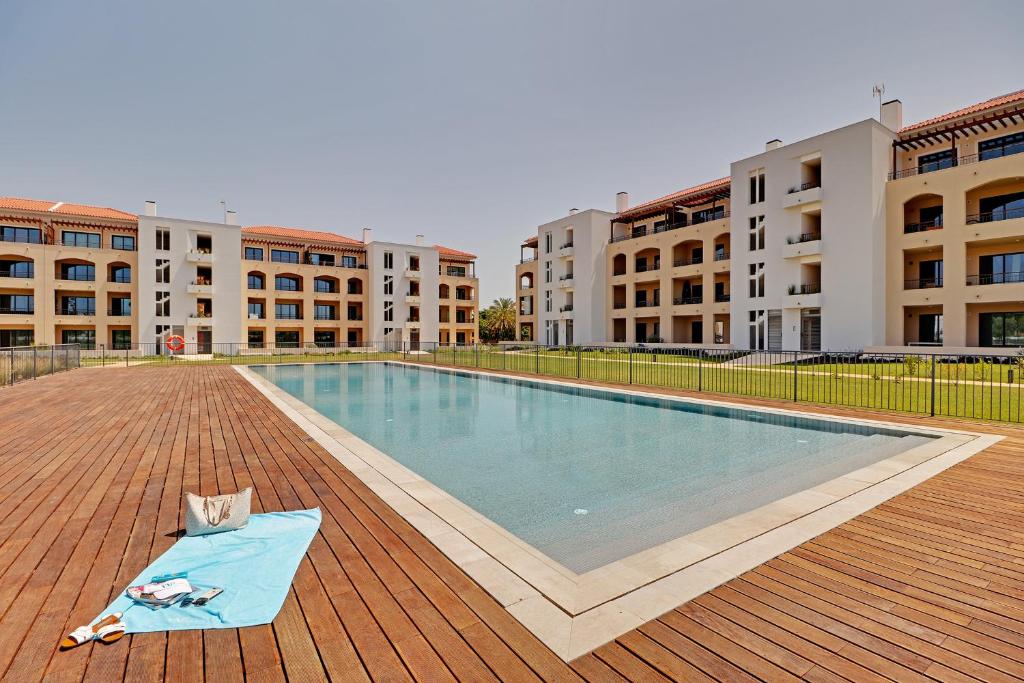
(514, 87, 1024, 353)
(0, 199, 478, 349)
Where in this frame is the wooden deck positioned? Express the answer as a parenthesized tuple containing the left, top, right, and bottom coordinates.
(0, 366, 1023, 681)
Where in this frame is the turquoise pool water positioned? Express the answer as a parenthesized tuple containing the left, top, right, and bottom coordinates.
(252, 362, 936, 573)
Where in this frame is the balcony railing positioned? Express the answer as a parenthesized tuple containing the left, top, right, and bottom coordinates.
(786, 233, 821, 244)
(347, 314, 363, 321)
(673, 255, 702, 267)
(57, 307, 97, 316)
(613, 302, 627, 309)
(715, 293, 731, 303)
(519, 256, 536, 264)
(634, 300, 660, 308)
(559, 241, 574, 249)
(314, 313, 338, 321)
(57, 273, 96, 282)
(0, 267, 33, 278)
(787, 181, 821, 194)
(559, 304, 573, 312)
(713, 251, 730, 262)
(610, 211, 731, 243)
(673, 295, 702, 305)
(107, 308, 132, 317)
(788, 283, 821, 295)
(904, 277, 943, 290)
(0, 306, 34, 314)
(965, 272, 1024, 286)
(559, 274, 574, 281)
(966, 206, 1024, 224)
(889, 141, 1024, 180)
(275, 312, 302, 320)
(275, 284, 302, 292)
(904, 218, 943, 234)
(635, 263, 660, 273)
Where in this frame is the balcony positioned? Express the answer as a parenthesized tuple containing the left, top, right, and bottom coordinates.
(405, 294, 421, 304)
(558, 274, 574, 289)
(56, 306, 96, 317)
(275, 312, 302, 320)
(673, 255, 703, 268)
(187, 280, 213, 294)
(609, 212, 731, 243)
(966, 206, 1024, 225)
(966, 272, 1024, 286)
(783, 234, 823, 261)
(519, 256, 536, 264)
(186, 250, 214, 264)
(558, 304, 573, 318)
(713, 251, 730, 262)
(613, 302, 627, 310)
(404, 268, 421, 279)
(905, 277, 943, 290)
(714, 293, 731, 303)
(784, 283, 822, 309)
(106, 308, 132, 317)
(347, 314, 363, 322)
(904, 218, 943, 234)
(406, 317, 421, 328)
(634, 300, 660, 309)
(673, 295, 703, 306)
(187, 314, 214, 326)
(889, 140, 1024, 180)
(782, 183, 822, 209)
(314, 314, 339, 321)
(558, 241, 574, 257)
(0, 307, 34, 315)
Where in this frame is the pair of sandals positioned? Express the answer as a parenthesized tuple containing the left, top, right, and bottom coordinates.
(59, 612, 126, 650)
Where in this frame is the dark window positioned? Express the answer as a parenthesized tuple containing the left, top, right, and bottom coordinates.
(979, 192, 1024, 222)
(919, 205, 943, 227)
(692, 206, 726, 224)
(0, 294, 33, 313)
(110, 265, 131, 283)
(918, 259, 944, 287)
(342, 255, 358, 268)
(0, 226, 42, 244)
(111, 235, 136, 251)
(271, 249, 299, 264)
(307, 252, 335, 266)
(979, 132, 1024, 161)
(918, 314, 943, 345)
(0, 260, 33, 278)
(275, 275, 300, 291)
(111, 329, 132, 350)
(61, 329, 96, 349)
(244, 246, 264, 260)
(62, 231, 101, 248)
(979, 252, 1024, 284)
(275, 330, 300, 348)
(0, 329, 33, 346)
(247, 329, 265, 348)
(314, 278, 335, 293)
(314, 331, 336, 347)
(60, 296, 96, 315)
(757, 174, 765, 202)
(275, 303, 300, 319)
(247, 273, 265, 289)
(109, 298, 132, 316)
(917, 149, 955, 174)
(247, 301, 265, 319)
(979, 312, 1024, 347)
(314, 304, 335, 320)
(60, 263, 95, 281)
(446, 265, 467, 277)
(749, 176, 757, 204)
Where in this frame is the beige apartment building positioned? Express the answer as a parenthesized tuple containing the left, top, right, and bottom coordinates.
(0, 198, 479, 349)
(515, 87, 1024, 352)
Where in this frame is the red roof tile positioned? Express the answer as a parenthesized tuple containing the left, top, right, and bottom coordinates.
(619, 176, 731, 216)
(900, 89, 1024, 134)
(242, 225, 362, 246)
(436, 244, 476, 259)
(0, 197, 136, 221)
(522, 235, 538, 247)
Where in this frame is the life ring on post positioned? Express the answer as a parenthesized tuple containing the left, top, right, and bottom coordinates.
(165, 335, 186, 353)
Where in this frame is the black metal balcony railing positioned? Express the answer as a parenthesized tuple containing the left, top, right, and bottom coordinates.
(559, 304, 573, 312)
(57, 307, 97, 316)
(0, 267, 33, 278)
(613, 302, 627, 309)
(713, 251, 730, 262)
(904, 277, 944, 290)
(786, 233, 821, 244)
(613, 269, 627, 276)
(559, 241, 574, 249)
(635, 263, 660, 273)
(966, 206, 1024, 225)
(904, 218, 943, 234)
(519, 256, 536, 264)
(965, 271, 1024, 286)
(610, 211, 731, 243)
(890, 142, 1024, 180)
(559, 273, 574, 281)
(673, 255, 702, 267)
(107, 308, 132, 317)
(787, 181, 820, 194)
(789, 283, 821, 295)
(407, 317, 420, 323)
(109, 275, 132, 284)
(58, 273, 95, 282)
(275, 312, 302, 320)
(347, 314, 363, 321)
(314, 286, 338, 294)
(673, 295, 702, 305)
(634, 300, 660, 308)
(191, 279, 212, 286)
(715, 293, 731, 303)
(0, 307, 34, 314)
(314, 314, 338, 321)
(275, 284, 302, 292)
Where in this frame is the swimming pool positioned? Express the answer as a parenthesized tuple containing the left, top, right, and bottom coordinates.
(251, 361, 938, 573)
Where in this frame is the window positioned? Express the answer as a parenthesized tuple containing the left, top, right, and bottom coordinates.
(0, 260, 33, 278)
(62, 231, 100, 248)
(980, 312, 1024, 347)
(979, 132, 1024, 161)
(244, 246, 264, 261)
(749, 171, 765, 204)
(0, 226, 42, 244)
(155, 259, 170, 284)
(155, 290, 170, 317)
(348, 305, 362, 321)
(271, 249, 299, 264)
(60, 263, 95, 281)
(314, 331, 336, 347)
(544, 261, 551, 284)
(384, 251, 394, 269)
(275, 330, 300, 348)
(110, 265, 131, 283)
(0, 329, 33, 346)
(314, 278, 335, 293)
(545, 290, 552, 312)
(748, 262, 765, 298)
(384, 274, 393, 295)
(248, 273, 265, 289)
(978, 192, 1024, 222)
(111, 235, 135, 251)
(342, 255, 358, 268)
(979, 252, 1024, 284)
(307, 252, 334, 266)
(446, 265, 467, 277)
(692, 206, 726, 224)
(918, 314, 943, 345)
(248, 301, 265, 319)
(384, 300, 393, 322)
(275, 303, 300, 319)
(748, 216, 765, 251)
(248, 329, 265, 348)
(0, 294, 33, 313)
(156, 229, 170, 251)
(408, 255, 420, 272)
(917, 150, 955, 175)
(545, 233, 552, 253)
(109, 298, 132, 316)
(314, 304, 336, 320)
(275, 275, 300, 291)
(60, 296, 95, 315)
(61, 329, 96, 349)
(384, 327, 394, 338)
(748, 309, 766, 350)
(111, 329, 132, 350)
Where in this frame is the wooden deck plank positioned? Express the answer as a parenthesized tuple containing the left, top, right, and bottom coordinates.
(1, 365, 1024, 681)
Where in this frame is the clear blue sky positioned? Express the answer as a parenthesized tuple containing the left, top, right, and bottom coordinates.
(2, 0, 1021, 303)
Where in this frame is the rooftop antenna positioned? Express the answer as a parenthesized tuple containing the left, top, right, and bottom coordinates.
(872, 83, 886, 121)
(219, 200, 227, 223)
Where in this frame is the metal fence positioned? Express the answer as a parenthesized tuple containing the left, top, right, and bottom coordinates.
(73, 341, 1024, 424)
(0, 344, 81, 386)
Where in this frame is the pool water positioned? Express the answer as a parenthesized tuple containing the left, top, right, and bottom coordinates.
(253, 362, 936, 573)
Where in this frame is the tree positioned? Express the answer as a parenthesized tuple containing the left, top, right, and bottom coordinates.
(479, 298, 517, 342)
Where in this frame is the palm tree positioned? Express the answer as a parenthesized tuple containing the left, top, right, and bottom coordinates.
(480, 298, 517, 342)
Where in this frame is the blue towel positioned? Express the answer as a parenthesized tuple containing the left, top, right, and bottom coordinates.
(94, 508, 321, 633)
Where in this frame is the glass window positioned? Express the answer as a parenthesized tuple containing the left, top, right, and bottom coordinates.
(156, 230, 170, 250)
(111, 329, 132, 350)
(1, 226, 42, 244)
(61, 329, 96, 350)
(0, 294, 33, 313)
(0, 329, 33, 346)
(275, 303, 300, 319)
(111, 235, 135, 251)
(244, 246, 264, 261)
(979, 132, 1024, 161)
(248, 301, 265, 319)
(247, 329, 265, 348)
(917, 149, 955, 174)
(60, 263, 95, 281)
(341, 255, 358, 268)
(979, 192, 1024, 222)
(0, 260, 33, 278)
(275, 275, 300, 291)
(383, 274, 393, 295)
(271, 249, 299, 264)
(60, 296, 96, 315)
(248, 273, 265, 289)
(314, 304, 335, 320)
(384, 251, 394, 269)
(109, 298, 132, 316)
(314, 278, 335, 293)
(62, 231, 101, 248)
(446, 265, 467, 277)
(275, 330, 300, 347)
(110, 265, 131, 283)
(307, 252, 334, 266)
(980, 312, 1024, 347)
(314, 331, 336, 347)
(979, 252, 1024, 284)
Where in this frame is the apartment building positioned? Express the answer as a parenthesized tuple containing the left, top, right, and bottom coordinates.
(514, 87, 1024, 353)
(0, 198, 479, 349)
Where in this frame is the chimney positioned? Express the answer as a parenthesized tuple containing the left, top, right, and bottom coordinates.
(568, 208, 578, 215)
(766, 139, 782, 151)
(615, 191, 629, 213)
(144, 200, 156, 216)
(881, 99, 903, 131)
(362, 228, 373, 244)
(225, 209, 238, 225)
(415, 234, 425, 246)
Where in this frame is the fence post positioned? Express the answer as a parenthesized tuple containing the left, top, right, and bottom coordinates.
(10, 349, 14, 385)
(628, 346, 633, 384)
(476, 345, 480, 368)
(535, 345, 539, 375)
(32, 346, 37, 379)
(576, 346, 581, 379)
(126, 346, 129, 367)
(698, 349, 703, 391)
(930, 355, 936, 417)
(792, 351, 799, 401)
(50, 346, 54, 377)
(101, 344, 105, 367)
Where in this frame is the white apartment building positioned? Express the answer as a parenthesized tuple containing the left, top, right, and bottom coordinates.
(137, 201, 243, 350)
(535, 209, 615, 345)
(365, 235, 442, 347)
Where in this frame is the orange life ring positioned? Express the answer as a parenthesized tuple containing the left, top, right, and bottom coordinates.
(166, 335, 186, 353)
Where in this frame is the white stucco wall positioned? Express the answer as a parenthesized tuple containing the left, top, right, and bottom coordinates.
(366, 241, 441, 344)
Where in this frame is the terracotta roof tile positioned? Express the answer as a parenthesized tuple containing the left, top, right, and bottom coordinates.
(900, 89, 1024, 134)
(435, 244, 476, 259)
(620, 176, 731, 216)
(242, 225, 362, 246)
(0, 197, 136, 221)
(522, 235, 538, 247)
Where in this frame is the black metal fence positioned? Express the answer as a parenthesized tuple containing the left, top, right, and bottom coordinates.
(0, 344, 81, 386)
(73, 341, 1024, 424)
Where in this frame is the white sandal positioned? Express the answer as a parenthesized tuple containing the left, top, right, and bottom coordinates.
(60, 612, 125, 650)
